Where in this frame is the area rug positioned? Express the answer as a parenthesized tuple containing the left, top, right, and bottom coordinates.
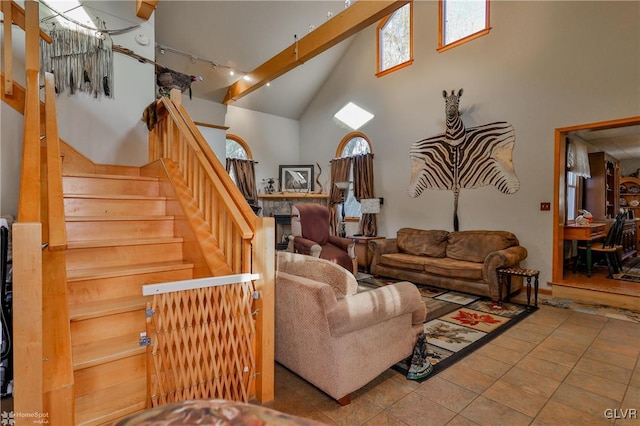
(357, 276, 537, 382)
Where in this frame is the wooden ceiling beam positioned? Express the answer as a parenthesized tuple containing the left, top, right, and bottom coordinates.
(223, 0, 409, 105)
(136, 0, 158, 20)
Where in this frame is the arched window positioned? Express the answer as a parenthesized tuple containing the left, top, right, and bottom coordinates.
(376, 2, 413, 77)
(226, 134, 252, 160)
(438, 0, 490, 52)
(336, 132, 373, 217)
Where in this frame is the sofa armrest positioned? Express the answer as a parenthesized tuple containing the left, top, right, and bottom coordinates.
(327, 281, 426, 337)
(483, 245, 528, 299)
(368, 238, 398, 274)
(293, 236, 322, 257)
(327, 235, 356, 258)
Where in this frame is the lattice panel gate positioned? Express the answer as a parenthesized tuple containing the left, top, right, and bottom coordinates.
(145, 280, 257, 406)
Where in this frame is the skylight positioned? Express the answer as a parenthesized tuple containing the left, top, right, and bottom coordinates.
(334, 102, 374, 130)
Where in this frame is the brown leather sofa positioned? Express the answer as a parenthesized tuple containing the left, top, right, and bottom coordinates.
(369, 228, 528, 301)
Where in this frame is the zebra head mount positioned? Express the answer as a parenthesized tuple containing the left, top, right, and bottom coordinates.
(443, 89, 463, 119)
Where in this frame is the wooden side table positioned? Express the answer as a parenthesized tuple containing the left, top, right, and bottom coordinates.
(349, 235, 385, 273)
(497, 267, 540, 309)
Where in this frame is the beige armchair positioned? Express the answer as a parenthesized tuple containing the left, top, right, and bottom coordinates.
(275, 252, 426, 405)
(288, 204, 357, 274)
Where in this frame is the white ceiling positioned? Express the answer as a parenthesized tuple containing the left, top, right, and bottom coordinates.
(153, 0, 354, 119)
(575, 125, 640, 160)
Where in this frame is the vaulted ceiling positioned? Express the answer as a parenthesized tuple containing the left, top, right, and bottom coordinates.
(154, 0, 358, 119)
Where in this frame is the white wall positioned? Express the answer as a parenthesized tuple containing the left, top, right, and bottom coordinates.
(52, 1, 156, 166)
(182, 96, 228, 162)
(299, 1, 640, 289)
(225, 105, 300, 194)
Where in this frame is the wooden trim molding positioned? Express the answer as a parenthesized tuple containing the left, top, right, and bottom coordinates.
(336, 131, 374, 158)
(194, 121, 229, 131)
(437, 0, 490, 53)
(136, 0, 158, 20)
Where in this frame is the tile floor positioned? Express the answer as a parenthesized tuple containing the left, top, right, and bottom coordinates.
(254, 303, 640, 425)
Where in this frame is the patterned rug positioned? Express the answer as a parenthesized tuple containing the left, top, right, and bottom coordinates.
(357, 276, 537, 382)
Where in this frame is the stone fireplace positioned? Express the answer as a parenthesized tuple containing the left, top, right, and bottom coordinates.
(258, 193, 330, 250)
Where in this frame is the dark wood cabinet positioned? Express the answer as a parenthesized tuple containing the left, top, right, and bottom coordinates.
(584, 152, 619, 221)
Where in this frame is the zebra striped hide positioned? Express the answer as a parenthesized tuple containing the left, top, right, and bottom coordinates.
(408, 121, 520, 198)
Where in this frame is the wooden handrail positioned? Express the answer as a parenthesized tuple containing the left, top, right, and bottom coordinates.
(158, 96, 254, 239)
(44, 72, 67, 250)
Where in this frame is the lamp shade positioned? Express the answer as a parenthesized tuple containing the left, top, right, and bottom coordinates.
(360, 198, 380, 214)
(334, 181, 350, 190)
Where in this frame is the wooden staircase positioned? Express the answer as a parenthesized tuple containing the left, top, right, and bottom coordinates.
(62, 170, 195, 425)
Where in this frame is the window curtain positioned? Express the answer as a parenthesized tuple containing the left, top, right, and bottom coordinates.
(329, 157, 352, 235)
(567, 136, 591, 178)
(352, 153, 377, 236)
(225, 158, 258, 205)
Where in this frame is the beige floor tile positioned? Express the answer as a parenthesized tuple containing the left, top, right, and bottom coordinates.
(502, 326, 548, 345)
(528, 342, 583, 368)
(445, 415, 482, 426)
(533, 399, 612, 426)
(460, 352, 512, 379)
(459, 395, 532, 426)
(564, 311, 608, 329)
(564, 369, 628, 402)
(482, 379, 547, 418)
(550, 325, 599, 346)
(414, 376, 478, 413)
(592, 335, 640, 359)
(537, 334, 590, 357)
(472, 342, 526, 365)
(488, 333, 537, 354)
(574, 356, 633, 385)
(316, 396, 384, 426)
(601, 319, 640, 339)
(437, 363, 496, 394)
(358, 371, 419, 409)
(516, 353, 571, 382)
(583, 346, 638, 371)
(361, 412, 409, 426)
(512, 318, 558, 337)
(630, 369, 640, 389)
(385, 393, 456, 426)
(499, 367, 561, 398)
(552, 382, 621, 420)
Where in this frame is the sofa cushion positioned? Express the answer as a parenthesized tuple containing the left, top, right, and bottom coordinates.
(397, 228, 448, 258)
(421, 257, 484, 281)
(379, 253, 430, 271)
(446, 230, 519, 263)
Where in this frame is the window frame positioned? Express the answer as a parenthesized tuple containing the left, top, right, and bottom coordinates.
(437, 0, 491, 53)
(335, 132, 374, 219)
(376, 1, 414, 78)
(225, 133, 253, 159)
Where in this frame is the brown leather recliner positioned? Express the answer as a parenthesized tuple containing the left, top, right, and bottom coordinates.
(288, 204, 357, 274)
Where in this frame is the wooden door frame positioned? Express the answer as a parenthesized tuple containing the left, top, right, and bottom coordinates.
(552, 115, 640, 284)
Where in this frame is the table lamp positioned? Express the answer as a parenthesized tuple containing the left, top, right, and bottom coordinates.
(335, 181, 350, 237)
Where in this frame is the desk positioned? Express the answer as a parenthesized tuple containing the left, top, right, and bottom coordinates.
(564, 223, 606, 277)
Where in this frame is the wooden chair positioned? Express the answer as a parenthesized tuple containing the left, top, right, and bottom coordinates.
(576, 212, 626, 278)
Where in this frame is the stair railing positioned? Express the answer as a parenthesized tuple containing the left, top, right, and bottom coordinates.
(147, 90, 274, 402)
(4, 1, 74, 424)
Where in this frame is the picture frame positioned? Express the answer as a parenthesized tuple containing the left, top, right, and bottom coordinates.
(279, 165, 314, 192)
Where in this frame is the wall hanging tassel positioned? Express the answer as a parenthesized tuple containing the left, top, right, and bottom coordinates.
(40, 19, 114, 98)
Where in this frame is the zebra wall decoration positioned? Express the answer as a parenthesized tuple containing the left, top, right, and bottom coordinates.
(408, 89, 519, 231)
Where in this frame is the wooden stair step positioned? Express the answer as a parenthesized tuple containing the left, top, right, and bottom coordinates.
(66, 260, 194, 282)
(63, 173, 160, 196)
(63, 172, 158, 181)
(73, 333, 145, 371)
(67, 236, 183, 249)
(66, 215, 175, 222)
(64, 195, 168, 216)
(75, 377, 146, 426)
(64, 193, 167, 200)
(69, 295, 149, 321)
(65, 240, 184, 270)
